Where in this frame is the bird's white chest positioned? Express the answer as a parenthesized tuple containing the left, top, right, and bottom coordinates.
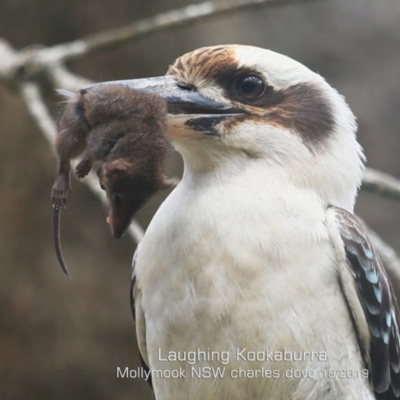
(134, 174, 369, 399)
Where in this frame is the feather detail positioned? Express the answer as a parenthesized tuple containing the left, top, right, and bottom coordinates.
(332, 206, 400, 399)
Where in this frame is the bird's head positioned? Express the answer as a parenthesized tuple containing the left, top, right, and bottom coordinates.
(86, 45, 365, 211)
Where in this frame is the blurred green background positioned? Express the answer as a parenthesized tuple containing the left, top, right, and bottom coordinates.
(0, 0, 399, 399)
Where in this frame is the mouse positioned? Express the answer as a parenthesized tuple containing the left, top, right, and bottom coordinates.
(51, 84, 175, 274)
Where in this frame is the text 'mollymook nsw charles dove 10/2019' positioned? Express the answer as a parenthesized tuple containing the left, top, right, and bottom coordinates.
(84, 45, 400, 399)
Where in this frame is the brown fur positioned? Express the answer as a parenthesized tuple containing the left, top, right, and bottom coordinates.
(51, 85, 174, 274)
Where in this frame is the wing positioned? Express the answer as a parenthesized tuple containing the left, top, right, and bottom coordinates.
(130, 246, 153, 390)
(331, 206, 400, 399)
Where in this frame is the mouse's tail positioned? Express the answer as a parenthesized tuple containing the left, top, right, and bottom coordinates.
(52, 205, 70, 275)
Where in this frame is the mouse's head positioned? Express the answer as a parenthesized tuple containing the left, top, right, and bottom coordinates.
(98, 160, 155, 238)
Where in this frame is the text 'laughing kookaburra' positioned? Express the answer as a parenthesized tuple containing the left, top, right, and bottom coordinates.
(89, 45, 400, 399)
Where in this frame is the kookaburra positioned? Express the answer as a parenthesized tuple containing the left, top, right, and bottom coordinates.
(90, 45, 400, 399)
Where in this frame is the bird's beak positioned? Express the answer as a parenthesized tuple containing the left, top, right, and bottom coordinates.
(82, 76, 242, 136)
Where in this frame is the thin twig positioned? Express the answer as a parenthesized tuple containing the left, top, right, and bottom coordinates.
(19, 80, 144, 244)
(362, 167, 400, 201)
(50, 63, 92, 92)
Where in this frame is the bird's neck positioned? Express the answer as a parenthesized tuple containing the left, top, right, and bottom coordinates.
(153, 156, 330, 271)
(178, 153, 326, 221)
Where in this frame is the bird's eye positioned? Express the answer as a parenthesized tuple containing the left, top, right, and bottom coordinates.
(177, 83, 194, 91)
(235, 75, 265, 101)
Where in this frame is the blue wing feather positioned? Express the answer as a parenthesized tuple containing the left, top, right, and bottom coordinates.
(333, 207, 400, 399)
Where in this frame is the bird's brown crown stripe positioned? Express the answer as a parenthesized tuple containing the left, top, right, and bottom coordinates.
(168, 46, 239, 82)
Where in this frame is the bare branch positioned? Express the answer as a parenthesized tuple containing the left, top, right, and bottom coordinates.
(19, 81, 59, 145)
(19, 80, 144, 245)
(361, 167, 400, 201)
(0, 0, 320, 86)
(69, 0, 318, 59)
